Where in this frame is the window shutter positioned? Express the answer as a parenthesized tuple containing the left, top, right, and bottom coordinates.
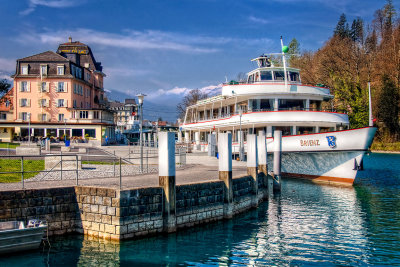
(38, 83, 41, 93)
(65, 100, 68, 107)
(65, 82, 68, 92)
(27, 82, 30, 92)
(55, 82, 58, 92)
(19, 99, 22, 107)
(46, 82, 49, 92)
(27, 99, 31, 107)
(19, 82, 22, 92)
(38, 100, 41, 107)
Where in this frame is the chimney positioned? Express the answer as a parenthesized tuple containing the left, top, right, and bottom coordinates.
(68, 37, 72, 43)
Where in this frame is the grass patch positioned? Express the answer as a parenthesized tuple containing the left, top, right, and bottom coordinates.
(0, 142, 20, 149)
(371, 141, 400, 152)
(0, 159, 45, 183)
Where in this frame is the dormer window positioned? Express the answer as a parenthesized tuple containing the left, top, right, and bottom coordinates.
(21, 65, 28, 75)
(40, 65, 48, 76)
(57, 65, 64, 75)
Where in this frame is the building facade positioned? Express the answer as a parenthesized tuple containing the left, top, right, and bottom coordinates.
(3, 38, 115, 145)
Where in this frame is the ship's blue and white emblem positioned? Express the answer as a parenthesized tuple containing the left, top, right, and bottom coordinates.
(326, 136, 337, 149)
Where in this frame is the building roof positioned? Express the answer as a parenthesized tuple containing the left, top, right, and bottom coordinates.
(125, 99, 136, 105)
(109, 101, 124, 109)
(57, 38, 103, 72)
(18, 51, 69, 62)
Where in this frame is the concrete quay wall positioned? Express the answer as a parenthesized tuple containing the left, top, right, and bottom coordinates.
(0, 175, 269, 240)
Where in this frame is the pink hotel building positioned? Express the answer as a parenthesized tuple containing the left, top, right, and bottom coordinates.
(2, 38, 115, 144)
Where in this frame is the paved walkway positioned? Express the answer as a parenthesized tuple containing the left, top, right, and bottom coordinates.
(0, 150, 249, 191)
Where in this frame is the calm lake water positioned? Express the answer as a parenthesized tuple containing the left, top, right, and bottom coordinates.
(2, 152, 400, 266)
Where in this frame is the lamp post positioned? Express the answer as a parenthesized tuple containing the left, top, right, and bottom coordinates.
(137, 93, 146, 173)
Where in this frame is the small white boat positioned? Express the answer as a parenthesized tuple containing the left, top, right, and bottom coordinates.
(0, 220, 47, 254)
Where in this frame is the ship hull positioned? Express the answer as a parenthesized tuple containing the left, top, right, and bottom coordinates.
(267, 151, 366, 185)
(235, 127, 377, 184)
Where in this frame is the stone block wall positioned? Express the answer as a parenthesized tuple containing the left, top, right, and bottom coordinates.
(176, 181, 224, 228)
(75, 186, 163, 240)
(0, 187, 79, 236)
(0, 173, 269, 240)
(118, 187, 163, 239)
(232, 176, 255, 214)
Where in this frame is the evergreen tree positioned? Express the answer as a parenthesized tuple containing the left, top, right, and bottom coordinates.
(383, 0, 396, 35)
(334, 13, 350, 38)
(288, 38, 300, 65)
(350, 18, 364, 43)
(0, 79, 10, 95)
(377, 75, 399, 138)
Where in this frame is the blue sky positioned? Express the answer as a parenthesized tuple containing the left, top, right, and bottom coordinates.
(0, 0, 396, 121)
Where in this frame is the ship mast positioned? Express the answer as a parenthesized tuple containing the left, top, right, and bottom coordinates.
(280, 36, 288, 90)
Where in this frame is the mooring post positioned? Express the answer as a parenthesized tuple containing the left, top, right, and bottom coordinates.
(218, 132, 233, 218)
(257, 131, 268, 196)
(158, 131, 176, 232)
(247, 134, 259, 207)
(273, 130, 282, 192)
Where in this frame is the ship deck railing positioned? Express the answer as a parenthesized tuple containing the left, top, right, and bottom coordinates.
(185, 108, 340, 124)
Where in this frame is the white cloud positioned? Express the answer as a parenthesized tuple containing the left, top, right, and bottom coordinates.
(18, 28, 273, 55)
(18, 28, 220, 53)
(0, 58, 15, 72)
(147, 84, 222, 100)
(249, 16, 269, 25)
(20, 0, 84, 16)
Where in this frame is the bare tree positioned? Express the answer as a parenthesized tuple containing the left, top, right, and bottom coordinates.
(177, 89, 209, 120)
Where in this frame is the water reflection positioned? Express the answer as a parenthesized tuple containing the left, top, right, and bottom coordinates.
(1, 153, 400, 266)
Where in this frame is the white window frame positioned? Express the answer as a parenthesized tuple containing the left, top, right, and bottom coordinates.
(57, 99, 65, 108)
(20, 81, 28, 92)
(57, 65, 64, 75)
(40, 99, 47, 107)
(58, 82, 65, 92)
(40, 113, 47, 122)
(40, 65, 48, 76)
(20, 99, 28, 107)
(58, 113, 65, 122)
(21, 65, 28, 75)
(40, 82, 47, 92)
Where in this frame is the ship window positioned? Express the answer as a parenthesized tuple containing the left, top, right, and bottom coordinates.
(298, 127, 314, 135)
(248, 74, 254, 83)
(289, 72, 300, 82)
(274, 71, 285, 81)
(309, 100, 322, 111)
(278, 99, 304, 110)
(260, 71, 273, 81)
(260, 99, 273, 110)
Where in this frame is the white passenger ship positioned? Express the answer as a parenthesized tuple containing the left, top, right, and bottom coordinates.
(180, 42, 376, 184)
